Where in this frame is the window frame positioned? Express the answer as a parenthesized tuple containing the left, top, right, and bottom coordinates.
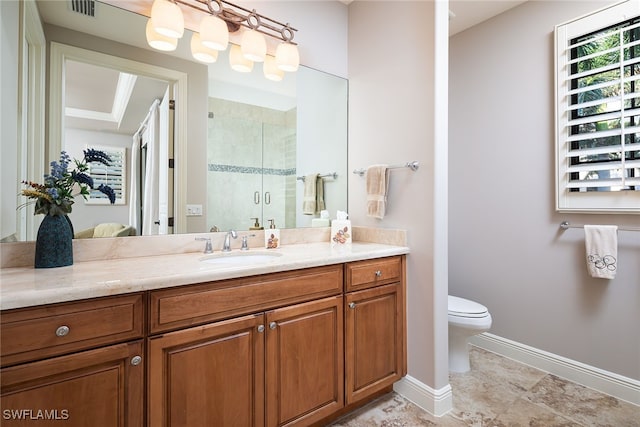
(555, 0, 640, 213)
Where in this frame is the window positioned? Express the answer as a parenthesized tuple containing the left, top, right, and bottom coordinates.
(86, 146, 126, 205)
(555, 0, 640, 212)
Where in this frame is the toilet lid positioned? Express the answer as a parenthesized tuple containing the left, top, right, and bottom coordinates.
(448, 295, 488, 318)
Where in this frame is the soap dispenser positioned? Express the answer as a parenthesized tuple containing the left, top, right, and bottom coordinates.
(265, 219, 280, 249)
(250, 217, 263, 230)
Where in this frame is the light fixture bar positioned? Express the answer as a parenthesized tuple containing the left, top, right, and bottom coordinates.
(174, 0, 298, 44)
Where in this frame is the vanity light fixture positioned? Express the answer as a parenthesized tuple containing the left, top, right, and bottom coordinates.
(229, 44, 253, 72)
(240, 11, 267, 62)
(144, 0, 299, 80)
(263, 55, 284, 81)
(191, 33, 219, 63)
(150, 0, 184, 39)
(146, 19, 178, 51)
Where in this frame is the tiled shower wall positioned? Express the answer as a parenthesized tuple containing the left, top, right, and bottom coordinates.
(207, 98, 296, 232)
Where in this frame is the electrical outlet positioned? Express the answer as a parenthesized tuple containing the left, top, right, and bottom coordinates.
(186, 204, 203, 216)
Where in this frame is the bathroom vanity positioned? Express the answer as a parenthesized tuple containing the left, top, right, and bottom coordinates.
(0, 238, 407, 427)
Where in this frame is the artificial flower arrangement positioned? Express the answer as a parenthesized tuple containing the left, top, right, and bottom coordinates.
(21, 149, 116, 216)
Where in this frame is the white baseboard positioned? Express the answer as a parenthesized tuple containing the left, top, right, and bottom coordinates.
(470, 333, 640, 406)
(393, 375, 453, 417)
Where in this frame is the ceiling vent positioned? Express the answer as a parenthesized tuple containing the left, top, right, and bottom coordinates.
(70, 0, 95, 17)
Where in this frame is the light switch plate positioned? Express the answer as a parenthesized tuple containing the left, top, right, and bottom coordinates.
(186, 204, 203, 216)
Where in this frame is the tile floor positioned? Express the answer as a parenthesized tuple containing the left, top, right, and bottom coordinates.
(330, 346, 639, 427)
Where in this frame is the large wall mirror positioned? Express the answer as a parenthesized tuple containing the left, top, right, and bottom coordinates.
(1, 0, 347, 242)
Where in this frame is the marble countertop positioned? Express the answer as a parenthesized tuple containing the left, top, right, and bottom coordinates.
(0, 242, 409, 311)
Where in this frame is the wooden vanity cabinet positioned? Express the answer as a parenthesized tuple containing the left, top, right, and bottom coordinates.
(344, 256, 407, 405)
(0, 255, 406, 427)
(265, 295, 344, 427)
(148, 296, 344, 427)
(0, 294, 145, 427)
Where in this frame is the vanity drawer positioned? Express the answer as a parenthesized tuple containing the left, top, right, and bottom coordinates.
(0, 293, 144, 367)
(345, 256, 403, 292)
(150, 264, 343, 333)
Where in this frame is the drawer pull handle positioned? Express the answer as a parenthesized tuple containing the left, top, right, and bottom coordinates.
(130, 356, 142, 366)
(269, 321, 277, 330)
(257, 325, 265, 333)
(375, 270, 382, 277)
(349, 302, 356, 309)
(55, 325, 70, 337)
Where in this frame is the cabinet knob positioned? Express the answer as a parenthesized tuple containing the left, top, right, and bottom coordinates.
(130, 356, 142, 366)
(257, 325, 265, 333)
(349, 302, 356, 309)
(269, 321, 277, 330)
(55, 325, 70, 337)
(375, 270, 382, 277)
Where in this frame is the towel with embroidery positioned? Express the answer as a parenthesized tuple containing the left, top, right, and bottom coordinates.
(584, 225, 618, 279)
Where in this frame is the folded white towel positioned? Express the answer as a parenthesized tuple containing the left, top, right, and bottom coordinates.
(302, 174, 318, 215)
(366, 165, 389, 219)
(584, 225, 618, 279)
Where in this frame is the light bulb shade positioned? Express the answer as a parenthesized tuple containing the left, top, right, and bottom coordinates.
(151, 0, 184, 39)
(263, 56, 284, 81)
(146, 19, 177, 51)
(200, 15, 229, 51)
(191, 33, 219, 63)
(229, 44, 253, 73)
(241, 29, 266, 62)
(275, 42, 299, 72)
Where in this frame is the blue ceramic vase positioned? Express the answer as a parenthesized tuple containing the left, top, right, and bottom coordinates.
(34, 215, 73, 268)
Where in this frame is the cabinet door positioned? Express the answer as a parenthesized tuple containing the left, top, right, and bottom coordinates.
(265, 296, 344, 427)
(345, 283, 404, 404)
(0, 340, 143, 427)
(148, 314, 265, 427)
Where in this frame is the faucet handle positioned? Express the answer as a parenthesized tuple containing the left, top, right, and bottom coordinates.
(195, 237, 213, 254)
(241, 234, 256, 251)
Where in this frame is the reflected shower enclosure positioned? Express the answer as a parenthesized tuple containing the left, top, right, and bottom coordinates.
(207, 98, 297, 232)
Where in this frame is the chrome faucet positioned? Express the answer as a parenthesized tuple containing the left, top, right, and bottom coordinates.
(222, 230, 237, 252)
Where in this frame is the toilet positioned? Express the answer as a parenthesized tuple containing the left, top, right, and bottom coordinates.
(448, 295, 492, 373)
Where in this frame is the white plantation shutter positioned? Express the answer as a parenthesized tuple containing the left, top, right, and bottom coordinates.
(87, 146, 126, 204)
(555, 0, 640, 212)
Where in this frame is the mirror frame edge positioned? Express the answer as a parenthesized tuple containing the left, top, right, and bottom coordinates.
(48, 42, 189, 233)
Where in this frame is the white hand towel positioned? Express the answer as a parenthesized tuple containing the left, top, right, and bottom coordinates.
(584, 225, 618, 279)
(366, 165, 389, 219)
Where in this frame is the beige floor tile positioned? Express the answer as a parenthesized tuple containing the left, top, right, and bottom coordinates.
(523, 375, 640, 427)
(489, 397, 584, 427)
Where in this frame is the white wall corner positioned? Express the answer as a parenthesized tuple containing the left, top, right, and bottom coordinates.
(393, 376, 453, 417)
(471, 333, 640, 406)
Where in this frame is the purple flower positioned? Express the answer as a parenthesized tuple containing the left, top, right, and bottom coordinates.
(97, 184, 116, 204)
(83, 149, 112, 166)
(71, 171, 94, 188)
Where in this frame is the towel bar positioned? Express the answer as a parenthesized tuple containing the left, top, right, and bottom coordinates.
(560, 221, 640, 232)
(296, 172, 337, 182)
(353, 161, 419, 177)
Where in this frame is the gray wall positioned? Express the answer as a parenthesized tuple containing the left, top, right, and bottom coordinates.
(349, 1, 450, 391)
(450, 0, 639, 380)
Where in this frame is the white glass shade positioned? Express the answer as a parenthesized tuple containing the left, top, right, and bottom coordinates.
(191, 33, 219, 63)
(263, 56, 284, 81)
(146, 19, 177, 51)
(241, 29, 266, 62)
(275, 42, 299, 72)
(200, 15, 229, 51)
(150, 0, 184, 39)
(229, 44, 253, 73)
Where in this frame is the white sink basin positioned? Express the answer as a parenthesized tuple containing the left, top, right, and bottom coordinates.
(200, 251, 282, 266)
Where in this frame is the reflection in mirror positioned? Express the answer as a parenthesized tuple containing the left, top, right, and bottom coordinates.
(2, 0, 348, 242)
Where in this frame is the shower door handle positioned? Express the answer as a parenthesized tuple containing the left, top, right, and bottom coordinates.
(264, 192, 271, 205)
(254, 191, 260, 204)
